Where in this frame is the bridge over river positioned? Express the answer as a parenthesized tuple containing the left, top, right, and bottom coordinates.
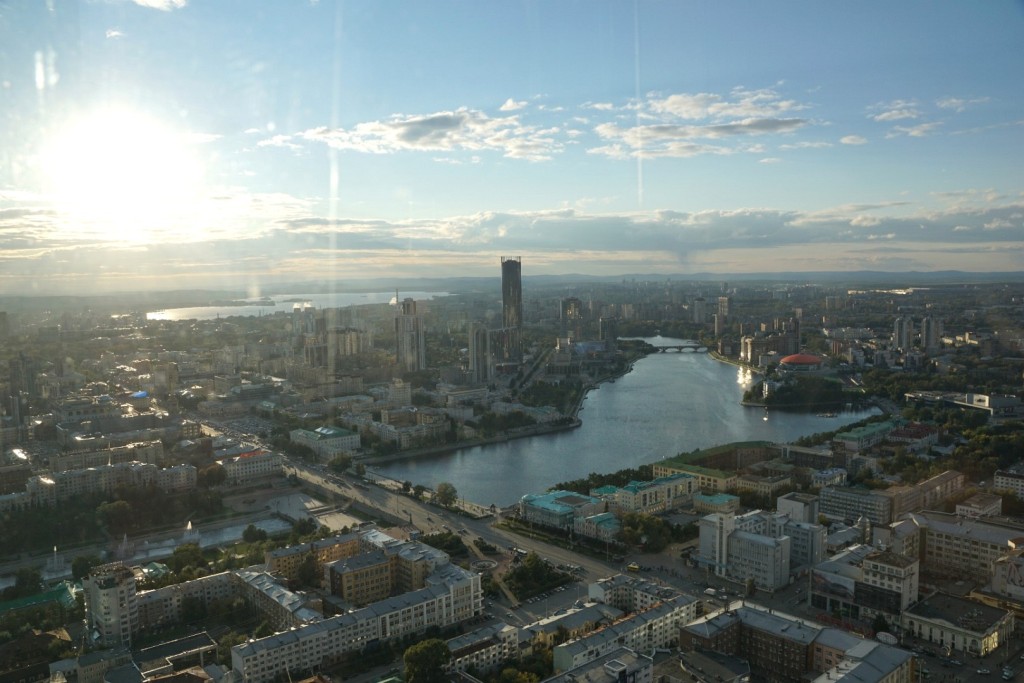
(651, 342, 707, 352)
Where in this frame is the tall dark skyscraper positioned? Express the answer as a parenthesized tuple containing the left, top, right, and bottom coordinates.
(500, 256, 523, 363)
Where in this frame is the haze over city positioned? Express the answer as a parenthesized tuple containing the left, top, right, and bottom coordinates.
(2, 1, 1023, 295)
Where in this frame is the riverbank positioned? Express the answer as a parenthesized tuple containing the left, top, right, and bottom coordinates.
(359, 419, 582, 466)
(362, 345, 650, 467)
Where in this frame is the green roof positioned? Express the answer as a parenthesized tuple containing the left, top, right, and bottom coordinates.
(0, 582, 76, 615)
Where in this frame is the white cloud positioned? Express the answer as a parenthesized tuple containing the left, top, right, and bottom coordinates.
(936, 96, 990, 112)
(872, 108, 920, 122)
(840, 135, 867, 145)
(886, 122, 941, 138)
(778, 141, 832, 150)
(105, 29, 124, 39)
(130, 0, 187, 10)
(591, 117, 808, 159)
(759, 158, 781, 164)
(270, 108, 562, 161)
(648, 86, 807, 121)
(499, 98, 527, 112)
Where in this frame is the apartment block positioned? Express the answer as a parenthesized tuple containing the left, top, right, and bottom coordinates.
(552, 595, 697, 672)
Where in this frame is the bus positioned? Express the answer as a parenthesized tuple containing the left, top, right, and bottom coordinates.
(627, 562, 640, 572)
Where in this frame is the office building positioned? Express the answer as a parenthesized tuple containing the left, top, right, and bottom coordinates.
(394, 298, 426, 372)
(501, 256, 523, 363)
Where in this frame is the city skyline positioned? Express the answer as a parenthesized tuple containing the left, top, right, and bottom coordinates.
(2, 1, 1023, 295)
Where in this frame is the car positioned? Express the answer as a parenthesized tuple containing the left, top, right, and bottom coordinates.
(979, 669, 991, 675)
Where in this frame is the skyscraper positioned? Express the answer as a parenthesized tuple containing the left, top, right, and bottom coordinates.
(395, 298, 426, 372)
(501, 257, 523, 363)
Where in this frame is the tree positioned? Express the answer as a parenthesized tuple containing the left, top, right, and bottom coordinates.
(413, 484, 427, 499)
(71, 554, 101, 582)
(328, 454, 352, 473)
(242, 524, 268, 543)
(96, 499, 134, 535)
(198, 463, 227, 488)
(435, 482, 458, 508)
(872, 613, 890, 634)
(354, 463, 366, 477)
(404, 638, 451, 683)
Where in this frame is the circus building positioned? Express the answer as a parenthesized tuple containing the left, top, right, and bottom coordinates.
(779, 353, 824, 373)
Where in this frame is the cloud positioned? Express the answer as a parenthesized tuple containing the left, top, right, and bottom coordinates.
(129, 0, 187, 10)
(499, 98, 527, 112)
(886, 122, 941, 138)
(105, 29, 124, 39)
(273, 108, 561, 161)
(759, 157, 781, 164)
(936, 96, 990, 112)
(590, 118, 807, 159)
(872, 108, 920, 122)
(779, 141, 832, 150)
(5, 196, 1024, 291)
(648, 87, 807, 120)
(840, 135, 867, 145)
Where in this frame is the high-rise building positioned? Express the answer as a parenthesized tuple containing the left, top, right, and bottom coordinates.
(83, 563, 139, 648)
(691, 297, 706, 324)
(469, 323, 491, 384)
(717, 295, 731, 322)
(395, 298, 426, 372)
(599, 316, 619, 351)
(921, 316, 942, 355)
(500, 257, 522, 363)
(893, 316, 914, 352)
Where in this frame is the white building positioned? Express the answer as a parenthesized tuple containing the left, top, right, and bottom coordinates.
(221, 450, 282, 485)
(83, 563, 139, 648)
(289, 426, 360, 461)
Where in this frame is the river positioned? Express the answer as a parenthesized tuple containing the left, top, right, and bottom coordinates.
(375, 336, 879, 507)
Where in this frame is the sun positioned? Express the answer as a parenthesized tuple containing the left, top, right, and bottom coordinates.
(40, 107, 205, 243)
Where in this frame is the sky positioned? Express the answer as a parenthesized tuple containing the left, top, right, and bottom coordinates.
(1, 1, 1023, 295)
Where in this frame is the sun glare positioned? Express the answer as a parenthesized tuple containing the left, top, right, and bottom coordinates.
(40, 107, 204, 243)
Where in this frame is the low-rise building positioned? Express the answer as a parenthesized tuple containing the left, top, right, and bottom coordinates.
(589, 472, 695, 514)
(693, 492, 740, 514)
(288, 427, 360, 461)
(519, 490, 604, 531)
(552, 596, 697, 672)
(902, 593, 1013, 656)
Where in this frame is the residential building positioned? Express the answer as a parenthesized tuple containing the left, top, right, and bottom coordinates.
(956, 493, 1001, 519)
(544, 648, 652, 683)
(811, 545, 919, 621)
(552, 596, 696, 672)
(83, 564, 139, 648)
(446, 623, 519, 676)
(902, 511, 1023, 581)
